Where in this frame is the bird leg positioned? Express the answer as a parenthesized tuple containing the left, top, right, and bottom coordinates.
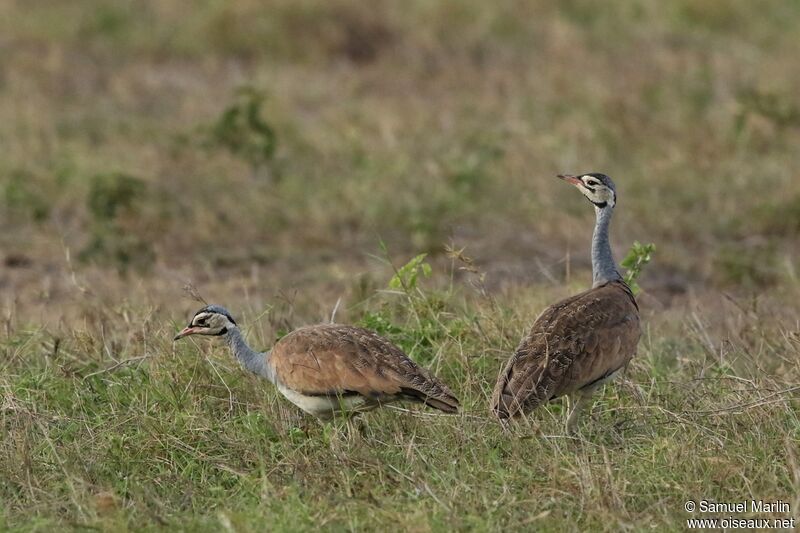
(566, 386, 599, 435)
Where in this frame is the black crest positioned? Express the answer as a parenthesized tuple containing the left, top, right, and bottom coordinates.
(197, 305, 237, 326)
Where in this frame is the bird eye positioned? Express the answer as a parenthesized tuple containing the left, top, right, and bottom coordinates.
(585, 180, 599, 187)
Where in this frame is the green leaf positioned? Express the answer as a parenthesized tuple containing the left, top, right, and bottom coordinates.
(388, 253, 431, 291)
(622, 241, 655, 295)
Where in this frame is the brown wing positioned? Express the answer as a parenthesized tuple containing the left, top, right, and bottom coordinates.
(491, 280, 640, 419)
(271, 324, 459, 413)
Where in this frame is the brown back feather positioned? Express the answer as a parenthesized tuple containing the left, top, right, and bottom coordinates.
(272, 324, 459, 413)
(491, 280, 640, 419)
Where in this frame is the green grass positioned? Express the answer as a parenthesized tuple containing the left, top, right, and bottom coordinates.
(2, 0, 800, 530)
(1, 271, 799, 531)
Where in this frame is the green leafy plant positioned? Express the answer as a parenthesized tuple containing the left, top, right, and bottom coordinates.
(735, 89, 800, 133)
(80, 173, 154, 271)
(211, 87, 277, 167)
(357, 250, 469, 366)
(621, 241, 655, 295)
(713, 242, 777, 288)
(388, 253, 432, 291)
(87, 173, 144, 221)
(3, 171, 49, 222)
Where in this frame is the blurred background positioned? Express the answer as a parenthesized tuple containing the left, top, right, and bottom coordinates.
(1, 0, 799, 321)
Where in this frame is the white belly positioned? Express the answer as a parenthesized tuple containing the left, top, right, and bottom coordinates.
(277, 384, 371, 419)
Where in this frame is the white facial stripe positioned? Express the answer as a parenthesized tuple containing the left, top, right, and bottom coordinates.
(577, 182, 615, 207)
(193, 312, 212, 325)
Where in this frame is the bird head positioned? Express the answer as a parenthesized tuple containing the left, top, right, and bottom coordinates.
(173, 305, 237, 341)
(557, 173, 617, 209)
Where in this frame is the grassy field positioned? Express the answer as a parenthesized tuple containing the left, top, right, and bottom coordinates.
(2, 0, 800, 530)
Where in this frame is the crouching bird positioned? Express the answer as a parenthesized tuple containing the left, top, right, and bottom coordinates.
(491, 173, 641, 434)
(174, 305, 459, 419)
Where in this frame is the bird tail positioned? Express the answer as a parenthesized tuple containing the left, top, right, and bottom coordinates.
(491, 363, 548, 420)
(401, 387, 460, 414)
(491, 392, 515, 420)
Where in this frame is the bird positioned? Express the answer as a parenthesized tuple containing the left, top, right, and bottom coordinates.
(491, 173, 641, 434)
(174, 305, 459, 419)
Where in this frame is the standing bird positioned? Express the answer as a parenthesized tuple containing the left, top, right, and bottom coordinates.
(491, 173, 640, 433)
(174, 305, 459, 419)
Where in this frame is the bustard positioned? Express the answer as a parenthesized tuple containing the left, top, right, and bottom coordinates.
(491, 173, 641, 433)
(174, 305, 459, 419)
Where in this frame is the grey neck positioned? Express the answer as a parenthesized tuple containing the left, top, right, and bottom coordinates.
(591, 205, 622, 287)
(224, 327, 275, 384)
